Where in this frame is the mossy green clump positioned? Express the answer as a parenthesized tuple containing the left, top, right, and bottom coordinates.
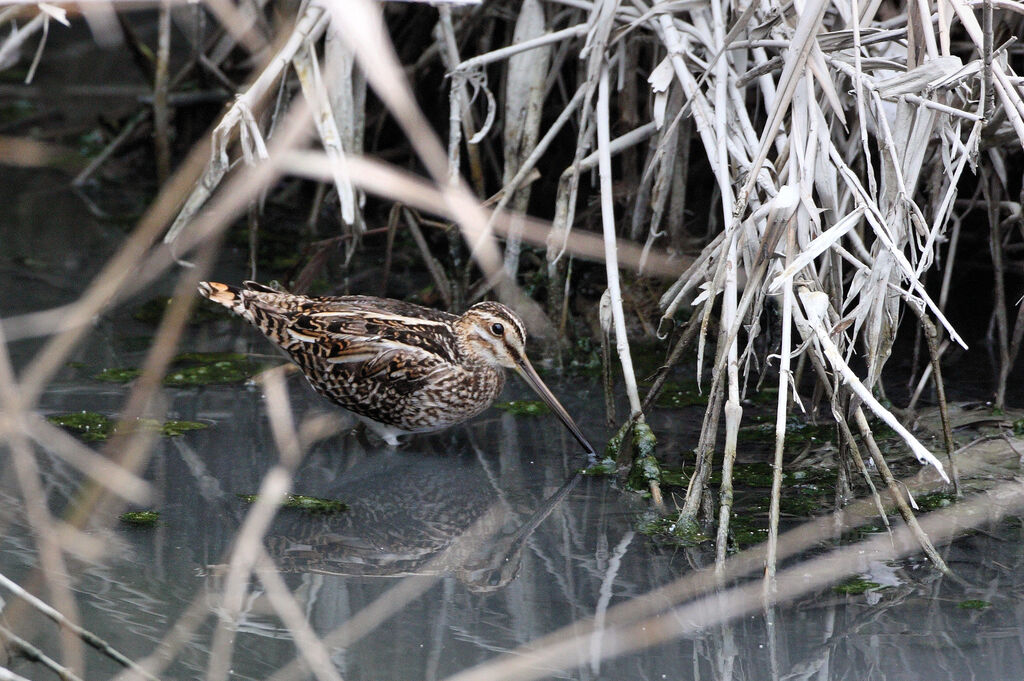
(604, 423, 628, 460)
(47, 411, 114, 442)
(238, 493, 348, 514)
(917, 492, 957, 511)
(627, 422, 661, 493)
(133, 296, 177, 324)
(164, 353, 257, 387)
(93, 368, 143, 383)
(833, 578, 884, 595)
(710, 463, 830, 517)
(119, 511, 160, 526)
(76, 129, 107, 159)
(581, 457, 617, 476)
(636, 512, 710, 546)
(957, 599, 991, 610)
(494, 400, 550, 416)
(0, 98, 36, 125)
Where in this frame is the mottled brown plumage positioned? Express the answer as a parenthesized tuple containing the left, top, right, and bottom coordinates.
(198, 281, 594, 454)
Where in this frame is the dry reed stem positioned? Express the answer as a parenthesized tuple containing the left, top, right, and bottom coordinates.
(597, 65, 643, 420)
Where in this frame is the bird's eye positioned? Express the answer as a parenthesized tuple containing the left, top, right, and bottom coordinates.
(491, 322, 505, 336)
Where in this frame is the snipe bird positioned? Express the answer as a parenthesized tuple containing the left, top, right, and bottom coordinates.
(198, 281, 594, 455)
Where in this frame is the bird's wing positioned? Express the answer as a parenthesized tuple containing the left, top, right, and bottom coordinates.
(285, 310, 457, 395)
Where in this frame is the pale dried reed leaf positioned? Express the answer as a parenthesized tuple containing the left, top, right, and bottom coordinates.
(765, 187, 827, 292)
(903, 112, 939, 194)
(78, 1, 121, 48)
(768, 207, 865, 294)
(292, 42, 357, 225)
(503, 0, 550, 277)
(648, 56, 674, 128)
(37, 3, 70, 27)
(0, 13, 42, 75)
(806, 44, 846, 125)
(927, 57, 982, 89)
(324, 22, 366, 201)
(876, 55, 964, 97)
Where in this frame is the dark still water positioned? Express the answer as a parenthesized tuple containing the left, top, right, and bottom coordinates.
(3, 177, 1024, 681)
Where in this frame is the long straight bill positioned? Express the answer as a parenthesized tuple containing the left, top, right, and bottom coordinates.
(515, 359, 596, 457)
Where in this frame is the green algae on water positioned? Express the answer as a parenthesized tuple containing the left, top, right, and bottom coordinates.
(659, 467, 691, 487)
(958, 599, 991, 610)
(120, 511, 160, 526)
(917, 491, 957, 511)
(160, 420, 208, 436)
(737, 417, 835, 446)
(47, 411, 113, 442)
(238, 493, 348, 514)
(833, 578, 884, 595)
(494, 400, 550, 416)
(164, 353, 258, 387)
(93, 367, 143, 383)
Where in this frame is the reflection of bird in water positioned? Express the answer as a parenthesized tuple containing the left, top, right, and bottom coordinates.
(199, 281, 593, 454)
(262, 452, 580, 591)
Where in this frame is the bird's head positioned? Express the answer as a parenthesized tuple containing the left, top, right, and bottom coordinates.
(455, 301, 595, 457)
